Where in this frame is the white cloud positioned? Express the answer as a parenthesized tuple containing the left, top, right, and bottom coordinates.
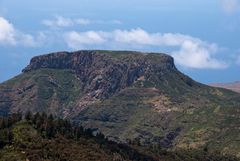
(42, 16, 122, 28)
(0, 17, 16, 45)
(18, 32, 46, 47)
(0, 17, 229, 70)
(64, 28, 227, 69)
(172, 41, 227, 69)
(42, 16, 73, 27)
(113, 28, 160, 45)
(221, 0, 240, 14)
(64, 31, 105, 49)
(0, 16, 44, 47)
(75, 18, 91, 25)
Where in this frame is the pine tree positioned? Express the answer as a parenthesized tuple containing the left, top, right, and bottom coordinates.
(0, 118, 7, 129)
(33, 112, 40, 124)
(25, 111, 33, 121)
(46, 114, 55, 138)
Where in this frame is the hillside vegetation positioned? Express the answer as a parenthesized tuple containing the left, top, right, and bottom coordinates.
(0, 113, 238, 161)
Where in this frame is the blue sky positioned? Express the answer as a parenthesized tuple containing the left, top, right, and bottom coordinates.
(0, 0, 240, 83)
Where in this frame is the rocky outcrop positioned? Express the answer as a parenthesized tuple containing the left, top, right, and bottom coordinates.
(22, 50, 176, 100)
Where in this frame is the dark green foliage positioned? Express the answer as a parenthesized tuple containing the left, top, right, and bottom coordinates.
(0, 113, 238, 161)
(25, 110, 33, 121)
(0, 112, 22, 130)
(0, 113, 22, 149)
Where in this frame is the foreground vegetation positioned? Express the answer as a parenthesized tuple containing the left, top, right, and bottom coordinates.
(0, 112, 238, 161)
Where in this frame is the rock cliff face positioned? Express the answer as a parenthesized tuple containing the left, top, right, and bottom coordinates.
(1, 50, 181, 117)
(23, 50, 176, 99)
(20, 50, 179, 116)
(1, 50, 240, 157)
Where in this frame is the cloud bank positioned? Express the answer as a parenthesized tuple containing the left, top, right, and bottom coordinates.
(64, 28, 227, 69)
(0, 16, 228, 70)
(0, 17, 16, 45)
(42, 16, 121, 28)
(0, 17, 44, 47)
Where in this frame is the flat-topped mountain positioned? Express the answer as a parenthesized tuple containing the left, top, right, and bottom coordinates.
(0, 50, 240, 158)
(22, 50, 176, 103)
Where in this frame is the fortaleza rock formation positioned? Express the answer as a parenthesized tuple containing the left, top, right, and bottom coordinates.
(1, 50, 240, 158)
(21, 50, 176, 116)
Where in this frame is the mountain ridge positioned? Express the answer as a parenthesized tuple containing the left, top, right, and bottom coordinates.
(0, 50, 240, 158)
(209, 81, 240, 93)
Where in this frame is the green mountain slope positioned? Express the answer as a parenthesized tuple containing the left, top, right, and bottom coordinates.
(0, 50, 240, 158)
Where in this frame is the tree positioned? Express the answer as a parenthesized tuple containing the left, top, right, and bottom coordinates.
(46, 120, 55, 138)
(8, 112, 22, 125)
(33, 112, 40, 124)
(0, 118, 7, 129)
(46, 114, 55, 138)
(25, 111, 33, 121)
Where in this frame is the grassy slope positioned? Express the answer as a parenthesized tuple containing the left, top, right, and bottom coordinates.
(0, 69, 82, 117)
(76, 70, 240, 157)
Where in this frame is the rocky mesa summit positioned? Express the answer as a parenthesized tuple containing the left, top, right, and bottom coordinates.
(1, 50, 240, 158)
(22, 50, 176, 101)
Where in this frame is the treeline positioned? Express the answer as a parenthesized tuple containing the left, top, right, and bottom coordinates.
(24, 111, 93, 139)
(0, 112, 155, 161)
(0, 112, 22, 129)
(26, 111, 155, 160)
(0, 112, 22, 148)
(0, 112, 239, 161)
(0, 111, 97, 140)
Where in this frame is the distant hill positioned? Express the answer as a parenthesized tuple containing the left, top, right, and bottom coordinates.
(209, 81, 240, 93)
(0, 50, 240, 159)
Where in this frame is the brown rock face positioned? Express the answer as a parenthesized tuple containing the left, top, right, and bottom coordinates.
(22, 50, 176, 100)
(0, 50, 179, 119)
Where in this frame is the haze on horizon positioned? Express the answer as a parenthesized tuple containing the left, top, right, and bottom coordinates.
(0, 0, 240, 83)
